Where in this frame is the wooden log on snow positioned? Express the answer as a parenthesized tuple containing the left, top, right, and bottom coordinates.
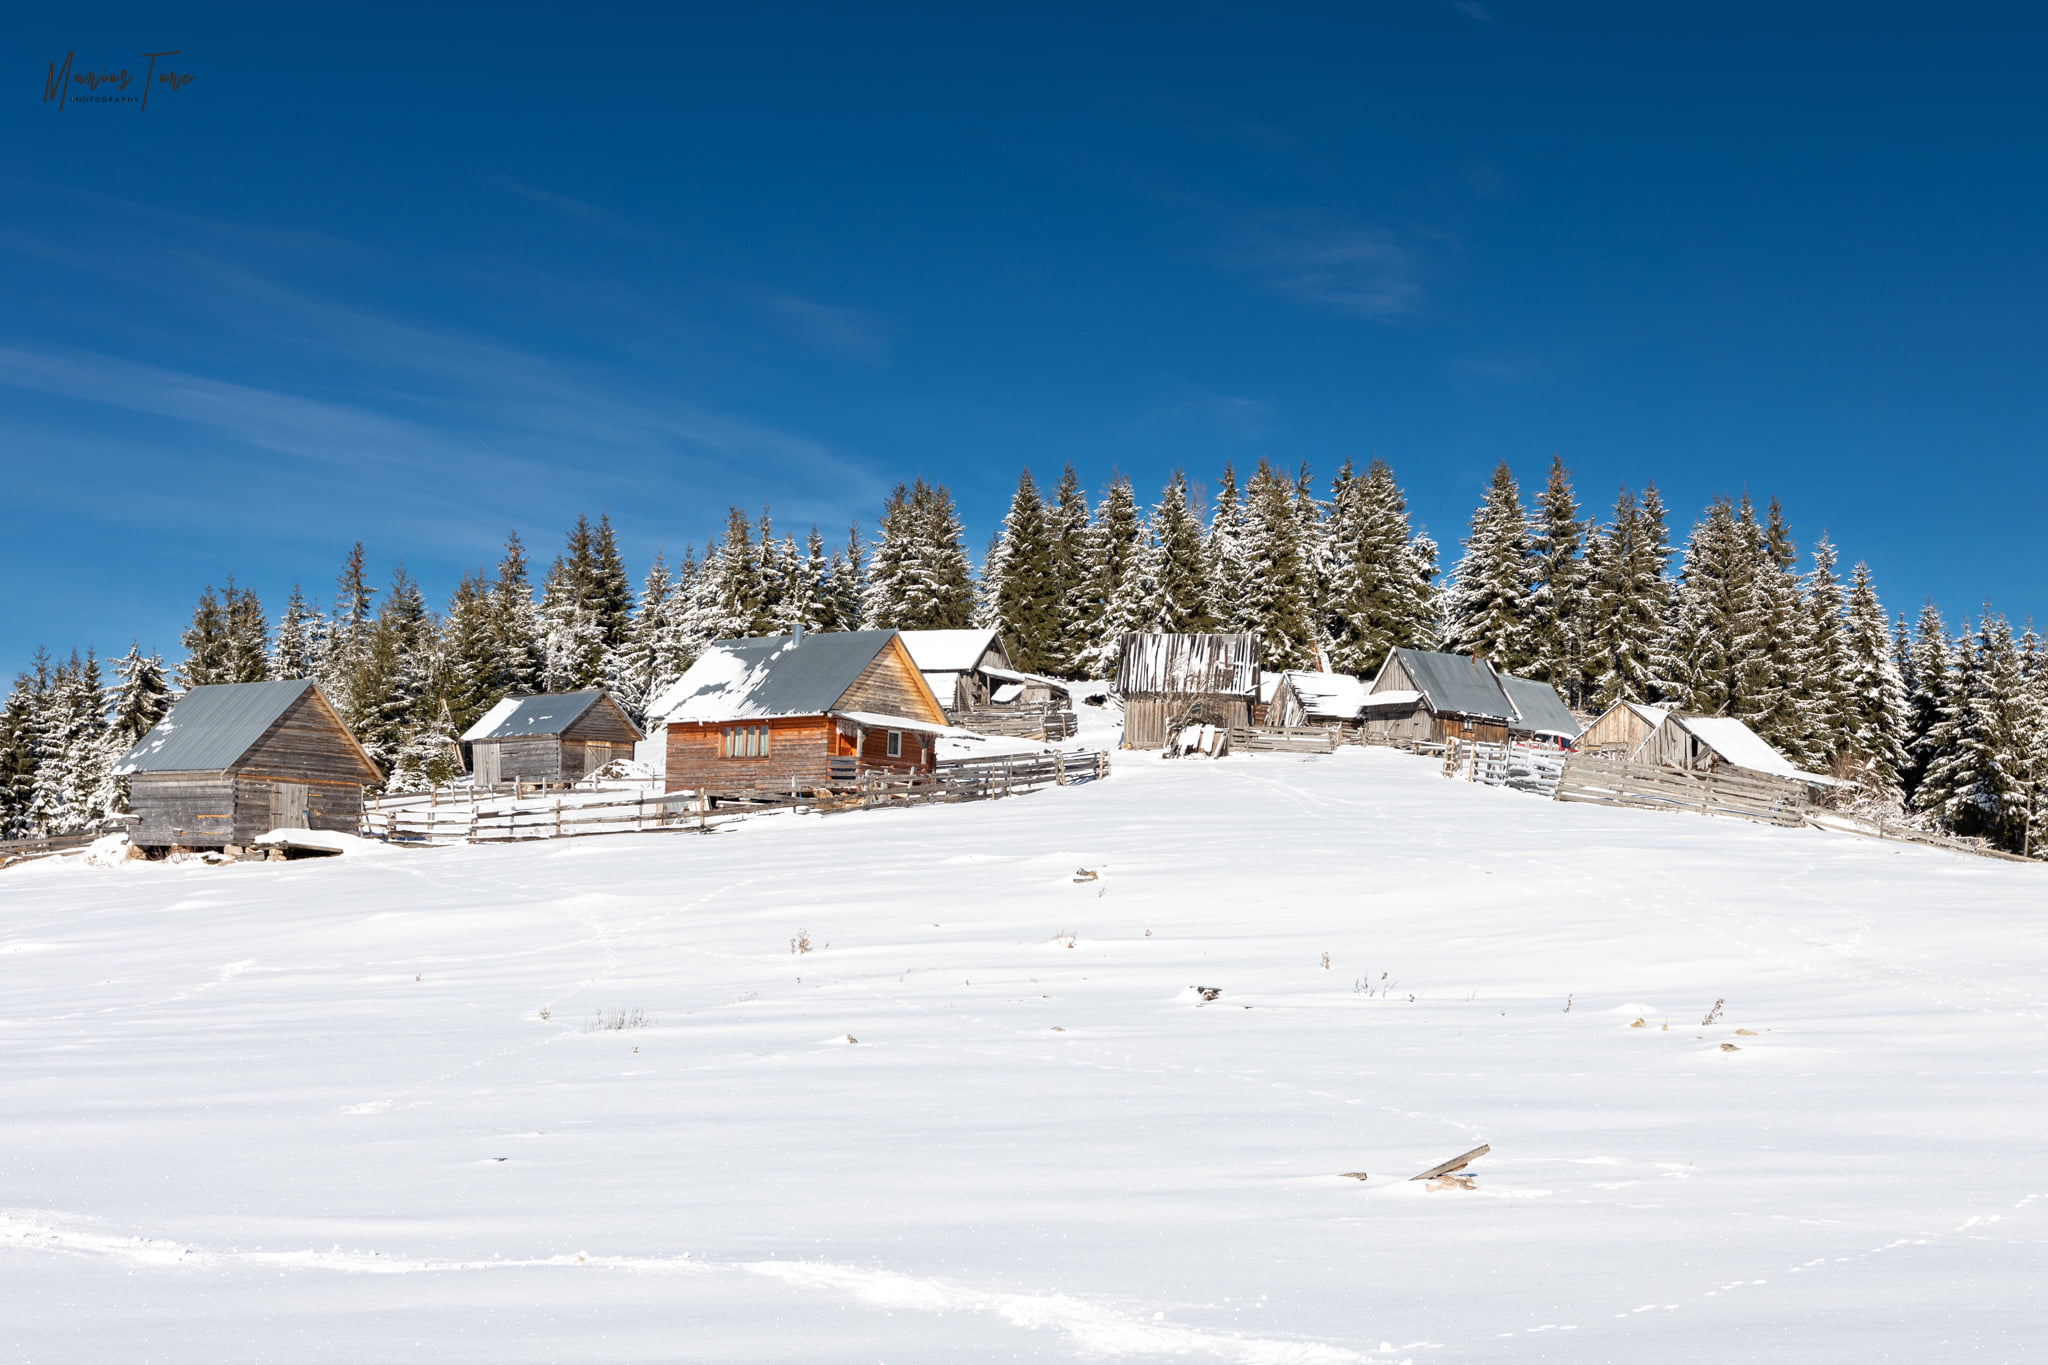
(1409, 1143, 1490, 1181)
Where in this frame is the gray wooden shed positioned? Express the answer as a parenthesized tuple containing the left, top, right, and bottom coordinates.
(1114, 633, 1263, 749)
(461, 691, 643, 787)
(113, 678, 381, 849)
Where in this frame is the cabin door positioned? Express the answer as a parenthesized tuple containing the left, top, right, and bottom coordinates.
(269, 782, 309, 830)
(475, 744, 501, 787)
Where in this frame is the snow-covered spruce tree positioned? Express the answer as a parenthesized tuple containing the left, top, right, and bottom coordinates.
(1205, 463, 1254, 636)
(1045, 465, 1094, 678)
(608, 552, 695, 722)
(24, 651, 109, 835)
(825, 524, 865, 633)
(586, 514, 635, 653)
(1289, 463, 1335, 655)
(1526, 455, 1589, 703)
(220, 576, 270, 684)
(486, 532, 543, 698)
(1441, 461, 1535, 671)
(0, 654, 52, 838)
(766, 531, 825, 636)
(323, 543, 378, 731)
(1838, 562, 1911, 806)
(1077, 475, 1147, 677)
(349, 564, 438, 778)
(1237, 459, 1320, 669)
(984, 470, 1064, 673)
(863, 479, 975, 631)
(537, 552, 608, 692)
(270, 584, 326, 681)
(696, 506, 770, 641)
(1152, 471, 1217, 637)
(1916, 613, 2040, 853)
(1580, 488, 1661, 708)
(108, 643, 171, 748)
(438, 572, 503, 733)
(1900, 601, 1954, 805)
(1657, 495, 1756, 715)
(177, 584, 228, 689)
(1797, 536, 1856, 764)
(1325, 458, 1441, 675)
(1735, 498, 1809, 762)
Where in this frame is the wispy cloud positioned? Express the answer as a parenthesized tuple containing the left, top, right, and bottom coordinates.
(1449, 0, 1494, 21)
(1227, 218, 1422, 320)
(762, 292, 893, 363)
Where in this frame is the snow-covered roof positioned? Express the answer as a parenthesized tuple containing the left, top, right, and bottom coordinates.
(1498, 675, 1582, 738)
(462, 691, 634, 742)
(1115, 633, 1261, 696)
(897, 629, 1007, 674)
(648, 631, 935, 724)
(1676, 716, 1837, 784)
(1278, 670, 1370, 721)
(829, 710, 986, 739)
(115, 678, 315, 775)
(1624, 701, 1671, 728)
(1359, 689, 1423, 709)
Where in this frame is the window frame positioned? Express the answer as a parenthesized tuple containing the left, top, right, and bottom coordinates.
(886, 729, 902, 758)
(721, 724, 770, 758)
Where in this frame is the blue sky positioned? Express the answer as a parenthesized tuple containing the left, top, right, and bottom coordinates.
(7, 2, 2047, 679)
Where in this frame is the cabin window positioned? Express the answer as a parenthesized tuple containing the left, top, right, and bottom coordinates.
(886, 729, 902, 758)
(722, 725, 770, 758)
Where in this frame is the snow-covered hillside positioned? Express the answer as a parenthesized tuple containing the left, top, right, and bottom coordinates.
(4, 748, 2043, 1363)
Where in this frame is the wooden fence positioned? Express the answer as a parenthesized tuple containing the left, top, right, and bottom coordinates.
(1228, 725, 1340, 755)
(954, 705, 1080, 741)
(1804, 810, 2037, 864)
(0, 830, 97, 868)
(1553, 755, 1808, 827)
(1439, 740, 1569, 796)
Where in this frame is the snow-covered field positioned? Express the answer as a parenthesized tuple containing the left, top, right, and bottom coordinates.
(4, 743, 2044, 1362)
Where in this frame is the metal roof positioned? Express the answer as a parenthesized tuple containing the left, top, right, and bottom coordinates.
(462, 691, 608, 742)
(1384, 648, 1515, 721)
(114, 678, 316, 775)
(1497, 675, 1583, 737)
(647, 630, 913, 722)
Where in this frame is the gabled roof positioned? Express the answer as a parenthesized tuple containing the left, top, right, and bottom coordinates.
(897, 629, 1008, 674)
(1115, 633, 1261, 696)
(461, 691, 636, 742)
(647, 630, 915, 723)
(1277, 670, 1370, 721)
(115, 678, 325, 775)
(1623, 701, 1671, 728)
(1498, 675, 1583, 737)
(1671, 715, 1836, 783)
(1377, 648, 1515, 721)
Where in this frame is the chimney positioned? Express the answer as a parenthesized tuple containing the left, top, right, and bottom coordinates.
(792, 622, 805, 645)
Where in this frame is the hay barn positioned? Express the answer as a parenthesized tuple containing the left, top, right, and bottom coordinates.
(1577, 700, 1670, 758)
(1114, 633, 1262, 749)
(114, 678, 380, 850)
(461, 691, 642, 787)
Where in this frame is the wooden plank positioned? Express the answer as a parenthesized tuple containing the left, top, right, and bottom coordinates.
(1411, 1144, 1491, 1181)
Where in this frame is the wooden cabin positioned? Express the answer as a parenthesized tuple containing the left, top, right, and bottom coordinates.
(1360, 648, 1516, 745)
(645, 629, 954, 795)
(1633, 713, 1837, 787)
(1270, 670, 1371, 733)
(461, 690, 642, 787)
(1114, 633, 1262, 749)
(897, 629, 1014, 713)
(1578, 700, 1670, 758)
(113, 678, 380, 850)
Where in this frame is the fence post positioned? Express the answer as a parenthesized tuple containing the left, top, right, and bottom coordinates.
(555, 799, 563, 838)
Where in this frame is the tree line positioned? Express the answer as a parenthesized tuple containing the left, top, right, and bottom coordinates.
(4, 456, 2043, 855)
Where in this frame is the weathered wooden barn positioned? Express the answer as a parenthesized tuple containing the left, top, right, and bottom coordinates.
(460, 690, 642, 787)
(1633, 713, 1838, 787)
(645, 630, 956, 794)
(1269, 670, 1371, 732)
(1114, 633, 1262, 749)
(113, 678, 381, 850)
(898, 628, 1013, 713)
(1360, 648, 1516, 744)
(1577, 700, 1670, 758)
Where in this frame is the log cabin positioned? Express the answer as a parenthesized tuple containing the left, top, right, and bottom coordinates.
(897, 628, 1015, 714)
(1360, 647, 1516, 745)
(645, 629, 957, 795)
(1632, 713, 1838, 787)
(461, 690, 642, 787)
(113, 678, 381, 850)
(1577, 700, 1670, 758)
(1114, 633, 1263, 749)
